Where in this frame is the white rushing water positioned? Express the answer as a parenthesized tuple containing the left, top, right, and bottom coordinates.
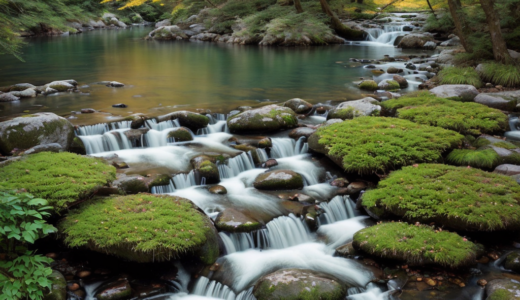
(317, 216, 369, 249)
(218, 152, 256, 179)
(347, 283, 393, 300)
(274, 155, 323, 185)
(79, 129, 133, 154)
(318, 195, 359, 225)
(365, 25, 409, 45)
(270, 137, 308, 158)
(191, 277, 256, 300)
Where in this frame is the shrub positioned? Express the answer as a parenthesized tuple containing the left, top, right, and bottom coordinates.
(0, 152, 116, 212)
(478, 63, 520, 88)
(353, 222, 478, 268)
(59, 194, 219, 264)
(262, 12, 334, 45)
(438, 66, 482, 88)
(381, 92, 508, 135)
(361, 164, 520, 231)
(308, 117, 464, 174)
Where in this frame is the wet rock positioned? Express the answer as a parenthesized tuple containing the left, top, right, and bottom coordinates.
(69, 137, 86, 155)
(10, 88, 36, 98)
(378, 79, 400, 90)
(77, 270, 91, 278)
(47, 81, 74, 92)
(149, 25, 188, 40)
(258, 137, 272, 148)
(346, 182, 367, 194)
(113, 174, 149, 194)
(289, 127, 316, 140)
(167, 127, 193, 142)
(477, 279, 487, 286)
(95, 279, 132, 300)
(486, 279, 520, 300)
(330, 178, 349, 187)
(10, 83, 35, 91)
(440, 36, 460, 47)
(158, 111, 209, 131)
(215, 208, 261, 233)
(327, 98, 381, 120)
(505, 251, 520, 272)
(209, 185, 227, 194)
(0, 112, 74, 155)
(387, 67, 402, 74)
(283, 98, 313, 114)
(112, 103, 127, 108)
(494, 164, 520, 176)
(44, 87, 59, 96)
(107, 81, 124, 88)
(393, 75, 409, 88)
(67, 282, 80, 291)
(123, 113, 146, 129)
(227, 104, 298, 133)
(21, 143, 62, 155)
(430, 85, 479, 102)
(124, 128, 150, 143)
(474, 94, 514, 110)
(81, 108, 96, 113)
(43, 270, 66, 300)
(335, 242, 358, 258)
(254, 170, 304, 190)
(191, 155, 219, 184)
(0, 92, 20, 102)
(264, 158, 278, 168)
(398, 33, 435, 49)
(253, 269, 346, 300)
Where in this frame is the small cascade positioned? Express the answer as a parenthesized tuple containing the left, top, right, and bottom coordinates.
(365, 24, 408, 45)
(256, 149, 268, 164)
(275, 155, 323, 186)
(347, 283, 392, 300)
(218, 152, 256, 179)
(317, 216, 369, 249)
(109, 120, 132, 130)
(151, 171, 199, 194)
(83, 281, 105, 300)
(197, 120, 228, 135)
(192, 277, 256, 300)
(146, 119, 180, 130)
(78, 130, 133, 154)
(318, 195, 359, 226)
(270, 137, 308, 158)
(144, 128, 192, 147)
(76, 123, 109, 136)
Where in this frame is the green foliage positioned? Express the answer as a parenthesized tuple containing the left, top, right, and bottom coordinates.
(488, 289, 516, 300)
(362, 164, 520, 231)
(0, 191, 57, 300)
(234, 5, 289, 39)
(262, 12, 333, 45)
(0, 1, 24, 60)
(438, 66, 482, 88)
(446, 148, 500, 169)
(310, 117, 463, 174)
(381, 92, 508, 135)
(478, 63, 520, 88)
(359, 80, 378, 91)
(0, 152, 116, 212)
(423, 13, 453, 33)
(353, 222, 478, 268)
(59, 194, 218, 262)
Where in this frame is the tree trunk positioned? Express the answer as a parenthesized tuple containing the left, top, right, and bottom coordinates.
(447, 0, 473, 53)
(319, 0, 366, 40)
(294, 0, 303, 13)
(479, 0, 514, 63)
(426, 0, 435, 16)
(357, 0, 363, 3)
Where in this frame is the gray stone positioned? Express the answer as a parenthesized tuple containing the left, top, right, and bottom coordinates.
(22, 143, 63, 155)
(283, 98, 313, 114)
(494, 164, 520, 176)
(215, 208, 261, 233)
(10, 88, 36, 98)
(0, 93, 20, 102)
(227, 105, 297, 133)
(430, 84, 479, 102)
(485, 279, 520, 300)
(327, 98, 381, 120)
(44, 87, 59, 95)
(437, 49, 457, 65)
(398, 33, 435, 49)
(440, 36, 460, 47)
(149, 25, 188, 40)
(254, 170, 304, 190)
(474, 93, 513, 110)
(47, 81, 74, 92)
(155, 19, 171, 28)
(289, 127, 316, 140)
(10, 83, 35, 91)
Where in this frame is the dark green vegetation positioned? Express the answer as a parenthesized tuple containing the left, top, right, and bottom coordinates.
(353, 222, 478, 268)
(362, 164, 520, 231)
(438, 66, 482, 88)
(478, 63, 520, 87)
(0, 152, 116, 212)
(308, 117, 464, 174)
(446, 149, 501, 169)
(59, 194, 219, 263)
(381, 92, 508, 135)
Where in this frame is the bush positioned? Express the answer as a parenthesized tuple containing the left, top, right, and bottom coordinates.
(308, 117, 464, 174)
(361, 164, 520, 231)
(438, 66, 482, 88)
(423, 13, 453, 33)
(262, 12, 335, 45)
(0, 152, 116, 212)
(381, 92, 508, 135)
(478, 63, 520, 88)
(353, 222, 478, 268)
(59, 194, 219, 263)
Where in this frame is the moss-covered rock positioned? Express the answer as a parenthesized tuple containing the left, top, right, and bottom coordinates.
(167, 127, 193, 142)
(486, 279, 520, 300)
(59, 194, 219, 264)
(327, 98, 381, 120)
(254, 170, 304, 190)
(191, 155, 219, 184)
(227, 105, 298, 133)
(253, 269, 346, 300)
(69, 137, 86, 155)
(359, 80, 378, 91)
(308, 117, 463, 174)
(123, 113, 147, 129)
(113, 174, 149, 195)
(447, 135, 520, 169)
(43, 270, 66, 300)
(0, 152, 116, 212)
(215, 208, 262, 232)
(283, 98, 313, 114)
(393, 75, 408, 88)
(362, 164, 520, 231)
(258, 137, 272, 148)
(378, 79, 400, 90)
(0, 112, 75, 155)
(504, 251, 520, 272)
(149, 174, 172, 187)
(381, 92, 508, 136)
(353, 222, 478, 268)
(157, 111, 209, 131)
(46, 81, 74, 92)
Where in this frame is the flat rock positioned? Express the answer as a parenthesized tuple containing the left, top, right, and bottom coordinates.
(494, 164, 520, 176)
(430, 84, 479, 102)
(254, 169, 304, 190)
(327, 98, 381, 120)
(215, 208, 261, 233)
(0, 93, 20, 102)
(474, 94, 513, 110)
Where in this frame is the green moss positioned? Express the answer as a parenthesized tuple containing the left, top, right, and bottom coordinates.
(438, 66, 482, 88)
(0, 152, 116, 212)
(21, 114, 38, 118)
(309, 117, 463, 174)
(478, 63, 520, 88)
(381, 92, 508, 135)
(446, 149, 500, 169)
(361, 164, 520, 231)
(149, 174, 172, 187)
(359, 80, 378, 91)
(255, 280, 345, 300)
(254, 170, 304, 190)
(353, 222, 478, 268)
(59, 194, 219, 263)
(493, 141, 518, 150)
(488, 290, 515, 300)
(381, 80, 400, 90)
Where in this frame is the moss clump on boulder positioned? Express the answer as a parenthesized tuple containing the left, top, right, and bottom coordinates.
(253, 269, 346, 300)
(167, 127, 193, 142)
(378, 79, 400, 90)
(0, 152, 116, 211)
(381, 92, 508, 135)
(362, 164, 520, 231)
(215, 208, 262, 232)
(353, 222, 478, 268)
(227, 105, 298, 133)
(359, 80, 378, 91)
(327, 98, 381, 120)
(149, 174, 172, 187)
(59, 194, 219, 264)
(308, 117, 463, 174)
(254, 170, 304, 190)
(446, 149, 501, 170)
(0, 112, 75, 155)
(191, 155, 219, 184)
(486, 279, 520, 300)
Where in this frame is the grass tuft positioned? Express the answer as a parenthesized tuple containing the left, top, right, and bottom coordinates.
(478, 63, 520, 88)
(446, 148, 500, 169)
(438, 66, 482, 88)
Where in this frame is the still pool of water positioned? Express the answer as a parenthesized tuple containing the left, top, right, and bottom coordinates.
(0, 26, 428, 121)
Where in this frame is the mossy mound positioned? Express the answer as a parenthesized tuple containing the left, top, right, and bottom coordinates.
(59, 194, 219, 264)
(447, 136, 520, 170)
(359, 80, 378, 91)
(353, 222, 478, 268)
(227, 105, 298, 133)
(0, 152, 116, 212)
(381, 92, 508, 135)
(362, 164, 520, 231)
(308, 117, 463, 174)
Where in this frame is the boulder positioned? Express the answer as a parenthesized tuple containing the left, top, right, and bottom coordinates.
(10, 88, 36, 98)
(504, 251, 520, 272)
(89, 19, 106, 28)
(474, 94, 514, 110)
(191, 155, 219, 184)
(149, 25, 188, 40)
(378, 79, 400, 90)
(253, 269, 346, 300)
(167, 127, 193, 142)
(0, 93, 20, 102)
(155, 19, 171, 28)
(47, 81, 74, 92)
(44, 87, 58, 96)
(358, 80, 378, 91)
(335, 242, 358, 258)
(258, 137, 272, 148)
(122, 113, 145, 129)
(227, 105, 298, 133)
(387, 67, 402, 74)
(289, 127, 316, 140)
(0, 113, 74, 155)
(107, 81, 124, 87)
(494, 164, 520, 176)
(430, 84, 479, 102)
(485, 279, 520, 300)
(10, 83, 35, 91)
(43, 270, 66, 300)
(327, 98, 381, 120)
(393, 75, 409, 88)
(398, 33, 435, 49)
(209, 185, 227, 194)
(437, 49, 457, 64)
(21, 143, 62, 155)
(254, 170, 304, 190)
(440, 36, 461, 47)
(215, 208, 261, 232)
(112, 174, 149, 194)
(158, 111, 209, 130)
(95, 279, 132, 300)
(283, 98, 313, 114)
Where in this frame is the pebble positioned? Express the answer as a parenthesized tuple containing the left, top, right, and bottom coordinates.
(77, 270, 91, 278)
(67, 283, 80, 291)
(477, 279, 487, 286)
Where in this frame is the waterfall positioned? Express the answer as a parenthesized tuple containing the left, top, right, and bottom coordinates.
(82, 281, 104, 300)
(197, 120, 228, 135)
(219, 214, 312, 253)
(146, 119, 180, 130)
(108, 121, 132, 130)
(317, 216, 369, 249)
(365, 25, 408, 45)
(347, 283, 392, 300)
(317, 195, 359, 226)
(270, 137, 308, 158)
(76, 123, 109, 136)
(191, 277, 256, 300)
(256, 149, 268, 164)
(151, 171, 199, 194)
(143, 127, 193, 147)
(78, 130, 133, 154)
(218, 152, 255, 179)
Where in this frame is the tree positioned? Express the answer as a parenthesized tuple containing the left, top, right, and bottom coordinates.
(447, 0, 473, 53)
(0, 0, 23, 60)
(318, 0, 366, 40)
(0, 191, 57, 300)
(294, 0, 304, 13)
(479, 0, 514, 63)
